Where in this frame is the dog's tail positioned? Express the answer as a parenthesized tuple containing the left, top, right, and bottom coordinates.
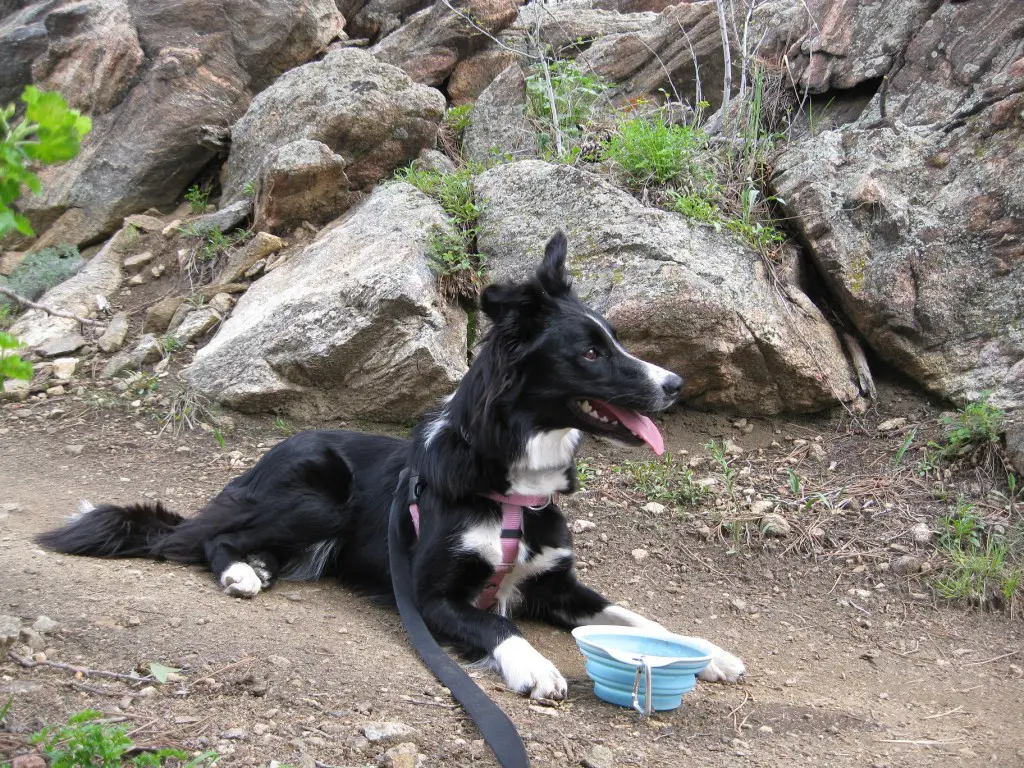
(36, 500, 185, 559)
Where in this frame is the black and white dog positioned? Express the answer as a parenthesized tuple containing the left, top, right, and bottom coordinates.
(38, 231, 745, 699)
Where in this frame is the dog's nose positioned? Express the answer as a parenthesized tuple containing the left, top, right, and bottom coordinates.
(662, 373, 683, 399)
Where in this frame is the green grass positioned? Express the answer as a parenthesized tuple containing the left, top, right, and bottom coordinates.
(603, 116, 714, 187)
(614, 452, 706, 507)
(23, 709, 217, 768)
(0, 244, 83, 313)
(184, 183, 210, 214)
(161, 335, 184, 355)
(395, 164, 486, 301)
(444, 104, 473, 135)
(667, 190, 720, 224)
(933, 499, 1023, 613)
(936, 392, 1004, 459)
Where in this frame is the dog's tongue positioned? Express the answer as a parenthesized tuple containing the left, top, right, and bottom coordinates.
(599, 402, 665, 456)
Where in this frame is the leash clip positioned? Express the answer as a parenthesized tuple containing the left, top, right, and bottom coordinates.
(631, 657, 653, 718)
(524, 495, 552, 511)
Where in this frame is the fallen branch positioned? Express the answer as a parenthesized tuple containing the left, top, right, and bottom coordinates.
(7, 650, 151, 684)
(0, 285, 103, 326)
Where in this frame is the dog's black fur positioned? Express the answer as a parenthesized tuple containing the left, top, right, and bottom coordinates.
(38, 232, 743, 698)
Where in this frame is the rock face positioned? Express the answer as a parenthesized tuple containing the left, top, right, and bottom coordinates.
(773, 0, 1024, 412)
(253, 140, 354, 234)
(186, 183, 468, 421)
(475, 161, 859, 414)
(462, 64, 537, 163)
(9, 230, 124, 347)
(221, 47, 446, 203)
(370, 0, 520, 87)
(3, 0, 343, 246)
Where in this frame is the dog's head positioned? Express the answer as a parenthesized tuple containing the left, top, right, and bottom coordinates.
(479, 230, 682, 454)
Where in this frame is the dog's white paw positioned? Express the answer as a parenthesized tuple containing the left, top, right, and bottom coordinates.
(220, 562, 262, 598)
(493, 636, 568, 700)
(694, 642, 746, 684)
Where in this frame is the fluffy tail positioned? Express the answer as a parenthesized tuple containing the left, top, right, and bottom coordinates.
(36, 501, 185, 559)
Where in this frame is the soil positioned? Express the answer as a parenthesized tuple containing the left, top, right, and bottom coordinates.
(2, 378, 1023, 767)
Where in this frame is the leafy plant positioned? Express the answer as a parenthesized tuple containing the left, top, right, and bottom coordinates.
(242, 181, 255, 197)
(603, 115, 714, 188)
(29, 709, 217, 768)
(937, 392, 1004, 459)
(894, 428, 917, 466)
(786, 468, 801, 497)
(937, 500, 983, 552)
(576, 457, 596, 488)
(667, 190, 721, 225)
(525, 60, 608, 157)
(0, 331, 32, 383)
(184, 183, 210, 214)
(724, 186, 786, 253)
(444, 104, 473, 135)
(706, 439, 737, 498)
(161, 335, 183, 355)
(0, 86, 92, 238)
(614, 452, 706, 507)
(426, 226, 488, 301)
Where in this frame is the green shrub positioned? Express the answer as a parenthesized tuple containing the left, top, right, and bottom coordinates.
(0, 331, 32, 383)
(29, 709, 217, 768)
(426, 227, 488, 301)
(444, 104, 473, 135)
(0, 245, 83, 313)
(603, 116, 714, 187)
(1, 86, 92, 238)
(184, 183, 210, 213)
(938, 392, 1004, 459)
(667, 190, 721, 225)
(526, 60, 608, 157)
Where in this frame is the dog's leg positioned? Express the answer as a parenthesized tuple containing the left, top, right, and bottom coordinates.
(522, 567, 746, 683)
(205, 534, 270, 598)
(419, 597, 568, 700)
(245, 552, 280, 589)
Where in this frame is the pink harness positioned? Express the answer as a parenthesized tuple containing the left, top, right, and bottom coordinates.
(408, 489, 552, 611)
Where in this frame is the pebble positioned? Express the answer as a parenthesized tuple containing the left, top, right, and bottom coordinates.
(730, 598, 747, 613)
(381, 742, 423, 768)
(630, 548, 648, 562)
(760, 514, 791, 537)
(582, 744, 615, 768)
(361, 721, 417, 745)
(758, 725, 773, 735)
(32, 616, 59, 634)
(63, 444, 84, 456)
(877, 417, 907, 432)
(911, 522, 932, 545)
(572, 519, 597, 534)
(642, 502, 665, 515)
(219, 728, 248, 740)
(127, 616, 141, 627)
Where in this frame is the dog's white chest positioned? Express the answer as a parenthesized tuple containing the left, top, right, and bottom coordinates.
(458, 521, 571, 615)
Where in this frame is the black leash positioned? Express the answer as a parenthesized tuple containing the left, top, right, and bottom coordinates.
(387, 469, 530, 768)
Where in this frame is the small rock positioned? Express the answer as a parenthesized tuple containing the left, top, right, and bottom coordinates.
(361, 721, 417, 746)
(51, 357, 78, 380)
(807, 443, 827, 464)
(35, 333, 87, 358)
(144, 296, 185, 334)
(127, 616, 141, 627)
(135, 685, 157, 697)
(32, 616, 59, 634)
(124, 213, 165, 232)
(572, 519, 597, 534)
(20, 627, 45, 651)
(0, 615, 21, 648)
(97, 312, 130, 353)
(381, 742, 424, 768)
(131, 334, 163, 365)
(219, 728, 248, 740)
(892, 555, 924, 575)
(2, 379, 30, 401)
(46, 384, 66, 397)
(758, 725, 774, 735)
(749, 499, 773, 516)
(730, 598, 747, 613)
(11, 755, 46, 768)
(642, 501, 665, 515)
(168, 617, 183, 628)
(414, 148, 457, 175)
(877, 417, 907, 432)
(64, 444, 84, 456)
(123, 250, 156, 270)
(723, 439, 744, 456)
(582, 744, 615, 768)
(631, 548, 649, 562)
(911, 522, 932, 545)
(760, 514, 791, 537)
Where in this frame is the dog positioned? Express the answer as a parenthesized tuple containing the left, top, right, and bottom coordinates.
(38, 231, 745, 699)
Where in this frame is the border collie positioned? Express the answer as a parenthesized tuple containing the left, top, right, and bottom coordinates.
(38, 231, 745, 699)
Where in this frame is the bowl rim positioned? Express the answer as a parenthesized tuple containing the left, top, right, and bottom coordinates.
(571, 625, 713, 665)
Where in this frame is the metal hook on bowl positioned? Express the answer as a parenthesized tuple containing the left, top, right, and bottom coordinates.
(630, 656, 653, 717)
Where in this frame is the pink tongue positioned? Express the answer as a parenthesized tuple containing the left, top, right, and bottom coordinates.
(598, 402, 665, 456)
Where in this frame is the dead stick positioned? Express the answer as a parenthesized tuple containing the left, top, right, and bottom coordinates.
(0, 286, 103, 326)
(7, 650, 150, 683)
(964, 650, 1018, 667)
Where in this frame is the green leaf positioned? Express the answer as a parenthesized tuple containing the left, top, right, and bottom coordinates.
(148, 662, 180, 684)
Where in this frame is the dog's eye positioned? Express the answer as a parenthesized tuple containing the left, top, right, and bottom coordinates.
(583, 348, 600, 361)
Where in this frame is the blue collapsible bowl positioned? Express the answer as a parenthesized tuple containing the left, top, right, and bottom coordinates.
(572, 626, 711, 712)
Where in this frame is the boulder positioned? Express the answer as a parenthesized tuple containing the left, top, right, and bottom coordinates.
(214, 232, 284, 285)
(221, 47, 446, 202)
(341, 0, 431, 42)
(475, 161, 858, 414)
(370, 0, 520, 87)
(9, 233, 123, 348)
(252, 140, 354, 234)
(185, 183, 468, 421)
(772, 0, 1024, 412)
(143, 296, 184, 334)
(173, 307, 222, 344)
(7, 0, 343, 246)
(463, 63, 537, 164)
(187, 200, 253, 237)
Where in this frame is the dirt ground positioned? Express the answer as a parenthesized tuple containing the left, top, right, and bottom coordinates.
(2, 379, 1023, 767)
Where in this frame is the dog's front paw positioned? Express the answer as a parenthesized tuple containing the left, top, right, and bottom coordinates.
(493, 636, 568, 700)
(697, 645, 746, 684)
(220, 562, 262, 598)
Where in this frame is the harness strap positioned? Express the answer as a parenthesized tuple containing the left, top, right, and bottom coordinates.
(387, 469, 530, 768)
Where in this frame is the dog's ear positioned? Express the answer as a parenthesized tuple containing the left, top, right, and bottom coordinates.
(535, 230, 571, 297)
